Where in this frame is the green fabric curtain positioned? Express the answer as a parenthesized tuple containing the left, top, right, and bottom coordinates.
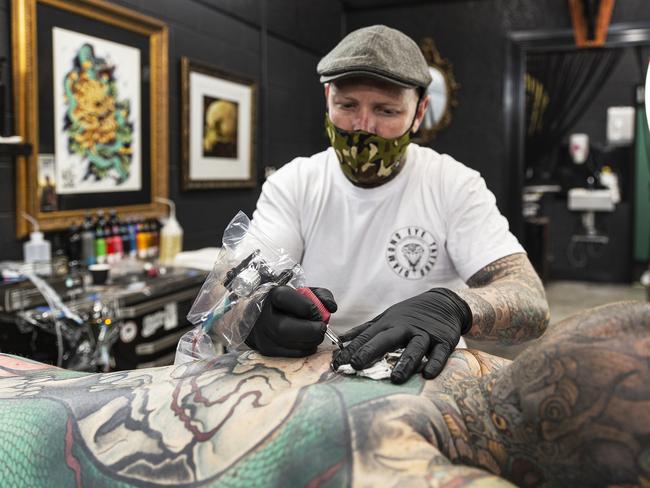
(634, 106, 650, 261)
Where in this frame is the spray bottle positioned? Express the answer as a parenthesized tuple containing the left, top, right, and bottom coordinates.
(156, 197, 183, 265)
(22, 212, 52, 276)
(80, 213, 96, 266)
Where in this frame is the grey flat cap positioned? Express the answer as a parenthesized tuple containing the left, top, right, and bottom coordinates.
(317, 25, 432, 89)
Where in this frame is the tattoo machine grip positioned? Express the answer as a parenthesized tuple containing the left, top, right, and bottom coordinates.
(296, 287, 331, 323)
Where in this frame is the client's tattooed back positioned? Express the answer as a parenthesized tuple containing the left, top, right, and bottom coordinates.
(0, 301, 648, 487)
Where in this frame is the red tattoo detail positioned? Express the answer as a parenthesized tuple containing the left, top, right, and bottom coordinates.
(0, 355, 56, 374)
(65, 418, 83, 488)
(306, 460, 344, 488)
(171, 378, 263, 442)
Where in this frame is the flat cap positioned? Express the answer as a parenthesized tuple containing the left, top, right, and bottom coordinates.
(317, 25, 432, 89)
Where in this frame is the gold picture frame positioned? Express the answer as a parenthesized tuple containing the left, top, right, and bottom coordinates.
(11, 0, 168, 237)
(412, 38, 460, 144)
(181, 57, 257, 190)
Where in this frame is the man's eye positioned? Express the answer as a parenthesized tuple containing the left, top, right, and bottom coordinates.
(338, 103, 355, 110)
(378, 108, 397, 116)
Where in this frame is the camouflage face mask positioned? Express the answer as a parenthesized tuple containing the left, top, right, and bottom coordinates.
(325, 113, 411, 188)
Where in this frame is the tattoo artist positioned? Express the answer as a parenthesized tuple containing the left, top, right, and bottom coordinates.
(245, 25, 550, 383)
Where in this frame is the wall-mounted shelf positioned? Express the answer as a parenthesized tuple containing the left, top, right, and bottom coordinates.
(0, 143, 32, 157)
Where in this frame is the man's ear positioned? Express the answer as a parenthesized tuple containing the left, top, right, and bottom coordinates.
(324, 83, 333, 114)
(411, 95, 430, 133)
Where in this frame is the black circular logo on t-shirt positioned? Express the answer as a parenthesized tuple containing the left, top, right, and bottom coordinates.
(386, 226, 438, 280)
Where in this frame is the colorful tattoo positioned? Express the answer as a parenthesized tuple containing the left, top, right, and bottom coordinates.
(434, 301, 650, 486)
(0, 301, 647, 486)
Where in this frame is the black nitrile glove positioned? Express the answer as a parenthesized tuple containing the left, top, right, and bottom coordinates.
(331, 288, 471, 384)
(245, 286, 337, 357)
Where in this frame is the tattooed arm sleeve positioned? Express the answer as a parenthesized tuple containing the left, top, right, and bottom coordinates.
(455, 252, 550, 344)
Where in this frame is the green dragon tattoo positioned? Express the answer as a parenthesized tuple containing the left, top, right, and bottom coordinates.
(0, 301, 648, 487)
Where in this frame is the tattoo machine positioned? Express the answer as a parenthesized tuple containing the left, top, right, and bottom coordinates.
(199, 249, 298, 335)
(176, 211, 341, 365)
(218, 253, 342, 348)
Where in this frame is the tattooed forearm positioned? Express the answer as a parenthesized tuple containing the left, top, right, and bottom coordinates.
(455, 253, 549, 344)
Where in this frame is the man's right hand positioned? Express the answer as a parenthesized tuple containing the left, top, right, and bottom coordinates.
(245, 286, 337, 357)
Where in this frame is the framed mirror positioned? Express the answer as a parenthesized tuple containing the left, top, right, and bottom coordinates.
(412, 38, 460, 144)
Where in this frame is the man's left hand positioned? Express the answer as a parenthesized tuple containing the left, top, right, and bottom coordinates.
(331, 288, 472, 384)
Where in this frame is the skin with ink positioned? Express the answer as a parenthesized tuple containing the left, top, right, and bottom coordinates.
(456, 253, 550, 344)
(0, 301, 647, 486)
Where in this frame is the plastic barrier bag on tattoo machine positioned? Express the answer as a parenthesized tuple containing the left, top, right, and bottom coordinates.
(174, 211, 305, 365)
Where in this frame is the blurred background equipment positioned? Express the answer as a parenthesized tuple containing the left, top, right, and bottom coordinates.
(0, 262, 206, 371)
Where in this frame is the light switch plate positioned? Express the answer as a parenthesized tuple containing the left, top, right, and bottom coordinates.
(606, 106, 635, 145)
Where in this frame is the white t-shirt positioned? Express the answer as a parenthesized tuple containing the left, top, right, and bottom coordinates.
(251, 144, 524, 344)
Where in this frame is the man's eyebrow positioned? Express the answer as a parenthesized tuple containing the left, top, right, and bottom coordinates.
(332, 93, 357, 101)
(332, 93, 404, 108)
(373, 101, 402, 107)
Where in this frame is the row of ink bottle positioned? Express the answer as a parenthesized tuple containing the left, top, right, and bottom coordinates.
(67, 210, 161, 267)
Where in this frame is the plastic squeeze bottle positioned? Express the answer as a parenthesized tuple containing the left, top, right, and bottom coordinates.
(22, 212, 52, 275)
(156, 197, 183, 265)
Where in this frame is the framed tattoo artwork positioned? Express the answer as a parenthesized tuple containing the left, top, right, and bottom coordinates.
(11, 0, 168, 237)
(181, 57, 257, 190)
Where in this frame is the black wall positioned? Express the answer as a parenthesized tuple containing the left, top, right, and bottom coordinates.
(0, 0, 341, 259)
(345, 0, 650, 222)
(571, 46, 647, 148)
(535, 45, 647, 282)
(3, 0, 650, 262)
(560, 45, 646, 202)
(0, 0, 14, 257)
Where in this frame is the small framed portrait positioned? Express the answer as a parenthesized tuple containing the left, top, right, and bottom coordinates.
(11, 0, 169, 237)
(181, 57, 257, 190)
